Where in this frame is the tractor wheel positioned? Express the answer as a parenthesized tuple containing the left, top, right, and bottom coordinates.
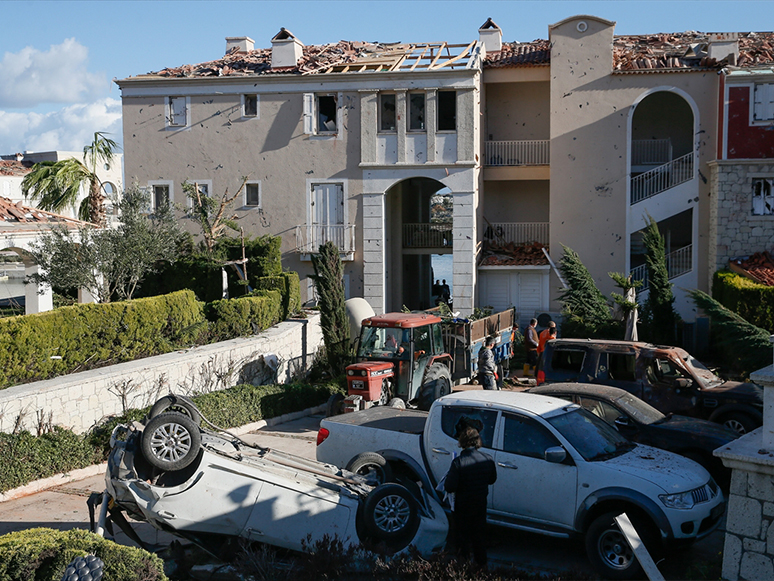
(418, 364, 451, 411)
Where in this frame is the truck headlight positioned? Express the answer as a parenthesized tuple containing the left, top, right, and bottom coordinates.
(347, 370, 354, 376)
(361, 370, 367, 376)
(659, 491, 695, 509)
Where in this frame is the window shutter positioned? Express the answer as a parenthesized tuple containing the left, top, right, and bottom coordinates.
(169, 97, 187, 126)
(754, 84, 774, 122)
(303, 93, 314, 134)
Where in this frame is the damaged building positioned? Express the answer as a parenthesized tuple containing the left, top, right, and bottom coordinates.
(116, 17, 774, 324)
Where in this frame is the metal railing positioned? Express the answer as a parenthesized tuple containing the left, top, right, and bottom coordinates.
(630, 244, 693, 291)
(485, 140, 550, 166)
(295, 224, 356, 254)
(484, 222, 549, 246)
(403, 223, 453, 248)
(632, 139, 672, 166)
(630, 152, 694, 204)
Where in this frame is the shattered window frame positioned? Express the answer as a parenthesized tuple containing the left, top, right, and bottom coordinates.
(316, 94, 338, 134)
(752, 178, 774, 216)
(437, 91, 457, 132)
(245, 181, 261, 207)
(379, 93, 397, 132)
(166, 96, 188, 127)
(242, 94, 259, 118)
(408, 92, 426, 132)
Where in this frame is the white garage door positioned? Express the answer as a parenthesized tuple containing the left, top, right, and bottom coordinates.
(478, 269, 549, 324)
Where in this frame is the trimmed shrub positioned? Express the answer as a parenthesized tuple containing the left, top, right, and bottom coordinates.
(255, 272, 301, 317)
(0, 528, 166, 581)
(205, 290, 283, 340)
(0, 291, 204, 388)
(713, 270, 774, 332)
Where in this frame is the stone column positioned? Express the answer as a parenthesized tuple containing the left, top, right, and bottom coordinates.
(452, 191, 475, 316)
(716, 336, 774, 580)
(362, 193, 385, 314)
(24, 264, 53, 314)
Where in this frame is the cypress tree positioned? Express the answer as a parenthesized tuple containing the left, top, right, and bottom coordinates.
(641, 216, 680, 344)
(557, 245, 613, 337)
(310, 241, 350, 372)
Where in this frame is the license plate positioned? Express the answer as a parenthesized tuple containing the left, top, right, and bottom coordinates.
(351, 380, 364, 389)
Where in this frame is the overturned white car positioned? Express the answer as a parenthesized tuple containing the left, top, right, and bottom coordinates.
(95, 396, 448, 557)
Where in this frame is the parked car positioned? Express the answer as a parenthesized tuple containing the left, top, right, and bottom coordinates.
(529, 382, 738, 485)
(537, 339, 764, 434)
(317, 391, 725, 579)
(95, 396, 448, 557)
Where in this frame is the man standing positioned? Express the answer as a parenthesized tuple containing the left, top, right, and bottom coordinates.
(537, 320, 557, 355)
(524, 318, 539, 373)
(445, 426, 497, 567)
(477, 336, 497, 390)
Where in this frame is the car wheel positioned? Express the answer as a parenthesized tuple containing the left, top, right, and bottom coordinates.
(721, 412, 758, 435)
(419, 364, 451, 411)
(141, 412, 201, 472)
(363, 483, 420, 542)
(149, 395, 201, 425)
(347, 452, 393, 485)
(585, 511, 645, 580)
(326, 393, 345, 417)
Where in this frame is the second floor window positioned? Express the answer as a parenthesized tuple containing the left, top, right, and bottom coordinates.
(409, 92, 425, 131)
(153, 185, 170, 210)
(167, 96, 187, 127)
(380, 94, 396, 132)
(753, 83, 774, 123)
(303, 93, 338, 135)
(245, 182, 261, 207)
(243, 94, 258, 118)
(437, 91, 456, 131)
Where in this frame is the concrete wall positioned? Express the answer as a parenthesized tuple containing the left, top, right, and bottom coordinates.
(485, 81, 550, 141)
(0, 313, 323, 435)
(482, 180, 549, 222)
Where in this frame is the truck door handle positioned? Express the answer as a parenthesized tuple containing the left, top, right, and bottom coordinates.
(497, 462, 518, 469)
(431, 448, 451, 455)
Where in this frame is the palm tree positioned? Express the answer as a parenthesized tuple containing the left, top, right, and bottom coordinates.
(21, 132, 119, 226)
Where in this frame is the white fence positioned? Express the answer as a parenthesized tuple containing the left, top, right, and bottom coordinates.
(630, 244, 693, 290)
(632, 139, 672, 166)
(485, 140, 550, 166)
(631, 152, 694, 204)
(296, 224, 356, 254)
(403, 223, 453, 248)
(485, 222, 549, 245)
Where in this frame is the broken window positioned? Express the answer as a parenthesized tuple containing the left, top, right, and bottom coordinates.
(243, 94, 258, 118)
(245, 182, 261, 207)
(408, 92, 425, 131)
(153, 185, 170, 210)
(753, 83, 774, 123)
(379, 93, 396, 132)
(752, 178, 774, 215)
(437, 91, 456, 131)
(317, 95, 337, 133)
(167, 96, 187, 127)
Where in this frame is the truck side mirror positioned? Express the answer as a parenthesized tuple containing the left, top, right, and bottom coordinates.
(544, 446, 566, 463)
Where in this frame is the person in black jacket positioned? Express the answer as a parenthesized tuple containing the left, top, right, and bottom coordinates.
(444, 426, 497, 566)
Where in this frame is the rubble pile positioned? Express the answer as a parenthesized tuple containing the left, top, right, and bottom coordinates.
(730, 251, 774, 286)
(479, 240, 549, 266)
(484, 40, 551, 68)
(0, 160, 31, 177)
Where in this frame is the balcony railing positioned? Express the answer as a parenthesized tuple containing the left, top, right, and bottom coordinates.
(485, 140, 550, 166)
(485, 222, 549, 246)
(630, 244, 692, 291)
(630, 152, 694, 204)
(403, 223, 452, 248)
(632, 139, 672, 166)
(296, 224, 356, 254)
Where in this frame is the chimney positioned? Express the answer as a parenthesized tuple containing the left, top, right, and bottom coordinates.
(15, 153, 23, 162)
(708, 32, 739, 65)
(271, 28, 304, 68)
(478, 18, 502, 53)
(225, 36, 255, 55)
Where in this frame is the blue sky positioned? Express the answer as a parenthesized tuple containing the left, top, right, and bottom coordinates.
(1, 0, 773, 155)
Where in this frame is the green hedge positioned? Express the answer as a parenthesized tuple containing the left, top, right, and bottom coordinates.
(713, 270, 774, 332)
(205, 290, 284, 341)
(0, 528, 166, 581)
(0, 291, 204, 388)
(255, 272, 301, 318)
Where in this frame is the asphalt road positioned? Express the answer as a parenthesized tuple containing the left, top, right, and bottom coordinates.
(0, 412, 724, 579)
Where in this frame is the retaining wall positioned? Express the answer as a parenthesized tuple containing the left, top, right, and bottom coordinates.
(0, 313, 323, 434)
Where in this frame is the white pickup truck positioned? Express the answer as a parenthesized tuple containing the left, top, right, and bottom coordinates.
(316, 391, 725, 579)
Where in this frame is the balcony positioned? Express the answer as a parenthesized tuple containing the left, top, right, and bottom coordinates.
(403, 223, 452, 249)
(630, 152, 693, 204)
(295, 224, 356, 260)
(485, 222, 549, 246)
(630, 244, 692, 291)
(485, 140, 550, 166)
(632, 138, 672, 166)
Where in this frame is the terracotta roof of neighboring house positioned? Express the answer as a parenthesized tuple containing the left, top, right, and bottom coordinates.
(484, 40, 550, 67)
(0, 196, 86, 229)
(729, 251, 774, 286)
(479, 241, 549, 267)
(0, 160, 33, 177)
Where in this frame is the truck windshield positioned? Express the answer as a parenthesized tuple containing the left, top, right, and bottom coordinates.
(681, 354, 724, 388)
(358, 326, 409, 359)
(547, 408, 635, 462)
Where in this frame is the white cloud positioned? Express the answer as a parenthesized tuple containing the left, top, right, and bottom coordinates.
(0, 98, 122, 155)
(0, 39, 109, 108)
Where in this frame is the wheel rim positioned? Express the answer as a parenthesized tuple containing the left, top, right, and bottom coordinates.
(724, 418, 747, 434)
(373, 494, 411, 533)
(597, 527, 634, 571)
(149, 422, 193, 463)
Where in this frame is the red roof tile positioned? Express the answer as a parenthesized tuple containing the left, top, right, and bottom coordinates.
(0, 160, 33, 177)
(479, 241, 549, 267)
(484, 40, 550, 68)
(730, 251, 774, 286)
(0, 196, 86, 226)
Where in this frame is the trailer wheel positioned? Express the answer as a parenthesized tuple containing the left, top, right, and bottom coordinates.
(347, 452, 393, 485)
(149, 394, 201, 425)
(418, 364, 451, 410)
(363, 483, 419, 543)
(141, 412, 201, 472)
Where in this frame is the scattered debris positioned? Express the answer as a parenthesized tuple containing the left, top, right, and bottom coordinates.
(729, 251, 774, 285)
(479, 240, 549, 267)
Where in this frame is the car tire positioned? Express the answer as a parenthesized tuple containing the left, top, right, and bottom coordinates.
(363, 483, 420, 543)
(141, 412, 201, 472)
(326, 393, 345, 417)
(347, 452, 393, 485)
(149, 395, 201, 425)
(720, 412, 758, 435)
(585, 511, 646, 580)
(419, 364, 451, 411)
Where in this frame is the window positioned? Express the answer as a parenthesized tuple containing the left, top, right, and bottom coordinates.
(167, 96, 187, 127)
(243, 94, 259, 118)
(408, 93, 425, 131)
(577, 397, 623, 425)
(437, 91, 456, 131)
(303, 93, 338, 135)
(501, 413, 560, 459)
(185, 180, 212, 207)
(440, 406, 498, 448)
(753, 83, 774, 123)
(148, 180, 173, 211)
(379, 93, 396, 132)
(550, 349, 586, 373)
(752, 178, 774, 215)
(245, 182, 261, 207)
(606, 353, 636, 382)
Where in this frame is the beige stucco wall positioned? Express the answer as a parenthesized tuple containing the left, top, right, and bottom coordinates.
(485, 81, 550, 141)
(482, 180, 549, 223)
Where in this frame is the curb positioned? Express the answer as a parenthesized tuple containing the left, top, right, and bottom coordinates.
(0, 403, 326, 504)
